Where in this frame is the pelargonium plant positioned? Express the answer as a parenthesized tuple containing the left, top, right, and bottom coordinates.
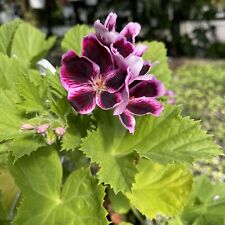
(0, 13, 222, 225)
(60, 13, 164, 133)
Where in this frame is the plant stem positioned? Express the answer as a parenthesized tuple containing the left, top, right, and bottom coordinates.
(131, 206, 146, 225)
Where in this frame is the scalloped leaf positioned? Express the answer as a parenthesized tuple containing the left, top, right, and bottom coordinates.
(142, 41, 172, 87)
(81, 106, 221, 194)
(0, 19, 21, 55)
(16, 71, 48, 113)
(133, 105, 222, 164)
(61, 25, 94, 54)
(80, 111, 138, 194)
(10, 22, 56, 66)
(0, 53, 26, 90)
(127, 160, 192, 218)
(0, 90, 22, 142)
(9, 148, 109, 225)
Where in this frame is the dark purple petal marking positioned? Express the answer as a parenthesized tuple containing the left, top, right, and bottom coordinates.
(68, 86, 96, 114)
(105, 69, 128, 93)
(113, 37, 134, 58)
(119, 110, 135, 134)
(96, 91, 122, 109)
(127, 97, 164, 116)
(120, 22, 141, 43)
(104, 12, 117, 31)
(139, 61, 151, 75)
(60, 50, 99, 90)
(130, 77, 165, 98)
(82, 34, 114, 73)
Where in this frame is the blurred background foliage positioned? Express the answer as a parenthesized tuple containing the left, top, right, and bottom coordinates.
(0, 0, 225, 57)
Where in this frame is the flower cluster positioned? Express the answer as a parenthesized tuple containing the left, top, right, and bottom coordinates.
(60, 13, 165, 133)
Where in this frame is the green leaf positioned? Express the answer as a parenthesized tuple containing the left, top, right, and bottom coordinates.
(0, 19, 21, 55)
(0, 90, 22, 142)
(173, 176, 225, 225)
(9, 132, 46, 161)
(108, 189, 130, 214)
(61, 25, 94, 54)
(47, 70, 66, 99)
(17, 72, 48, 113)
(0, 165, 19, 220)
(127, 160, 192, 218)
(10, 22, 55, 66)
(9, 148, 109, 225)
(62, 114, 93, 151)
(0, 53, 26, 90)
(80, 111, 138, 194)
(133, 105, 222, 164)
(142, 41, 172, 87)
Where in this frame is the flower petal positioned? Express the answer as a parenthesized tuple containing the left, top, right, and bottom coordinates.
(130, 77, 165, 98)
(60, 50, 99, 91)
(126, 54, 144, 77)
(119, 110, 136, 134)
(113, 68, 132, 115)
(139, 60, 151, 75)
(104, 12, 117, 31)
(96, 91, 122, 110)
(134, 44, 147, 56)
(105, 68, 128, 93)
(113, 37, 134, 58)
(120, 22, 141, 43)
(68, 86, 96, 114)
(127, 97, 164, 116)
(82, 34, 114, 74)
(94, 20, 119, 45)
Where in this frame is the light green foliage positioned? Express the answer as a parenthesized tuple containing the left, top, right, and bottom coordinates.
(172, 63, 225, 149)
(9, 148, 109, 225)
(120, 222, 133, 225)
(127, 160, 192, 219)
(80, 111, 138, 194)
(133, 105, 222, 164)
(11, 22, 56, 66)
(8, 133, 46, 161)
(0, 165, 18, 220)
(170, 176, 225, 225)
(108, 189, 130, 214)
(81, 106, 221, 194)
(0, 90, 22, 142)
(61, 25, 94, 54)
(0, 20, 55, 66)
(17, 71, 48, 113)
(0, 20, 21, 55)
(0, 53, 26, 89)
(142, 41, 172, 87)
(62, 114, 94, 151)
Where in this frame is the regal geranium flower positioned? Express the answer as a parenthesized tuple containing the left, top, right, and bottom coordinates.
(60, 34, 129, 114)
(60, 12, 165, 134)
(94, 12, 147, 57)
(115, 77, 165, 133)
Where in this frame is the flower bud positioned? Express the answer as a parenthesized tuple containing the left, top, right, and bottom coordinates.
(36, 124, 50, 134)
(54, 127, 66, 137)
(20, 124, 35, 131)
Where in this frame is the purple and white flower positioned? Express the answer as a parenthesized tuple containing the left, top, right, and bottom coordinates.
(60, 12, 165, 133)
